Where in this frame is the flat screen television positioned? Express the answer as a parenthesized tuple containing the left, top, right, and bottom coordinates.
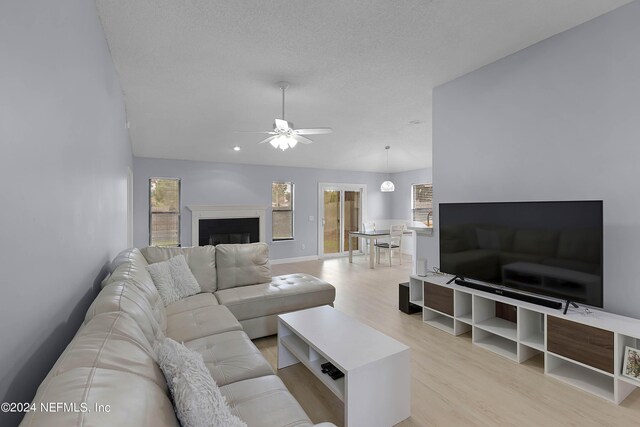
(439, 201, 603, 308)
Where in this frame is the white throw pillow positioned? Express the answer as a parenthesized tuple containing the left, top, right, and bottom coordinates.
(168, 255, 201, 298)
(154, 337, 246, 427)
(147, 261, 181, 306)
(146, 255, 201, 306)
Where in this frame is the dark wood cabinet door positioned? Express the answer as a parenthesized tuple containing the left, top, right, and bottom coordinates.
(424, 282, 454, 316)
(547, 316, 614, 374)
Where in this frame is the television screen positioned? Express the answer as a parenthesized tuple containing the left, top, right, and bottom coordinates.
(439, 201, 603, 308)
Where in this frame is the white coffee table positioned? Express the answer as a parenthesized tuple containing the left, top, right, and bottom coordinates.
(277, 305, 411, 427)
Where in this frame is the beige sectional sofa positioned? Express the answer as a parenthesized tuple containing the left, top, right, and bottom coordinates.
(21, 243, 336, 427)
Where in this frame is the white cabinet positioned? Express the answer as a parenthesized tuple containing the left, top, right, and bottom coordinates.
(410, 273, 640, 404)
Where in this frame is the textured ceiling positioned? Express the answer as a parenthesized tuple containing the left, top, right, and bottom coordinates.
(96, 0, 630, 172)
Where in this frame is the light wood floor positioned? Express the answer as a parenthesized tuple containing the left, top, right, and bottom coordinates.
(255, 255, 640, 426)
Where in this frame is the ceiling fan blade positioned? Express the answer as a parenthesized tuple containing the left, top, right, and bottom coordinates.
(293, 128, 333, 135)
(258, 136, 277, 145)
(292, 134, 314, 144)
(234, 131, 277, 134)
(274, 119, 290, 131)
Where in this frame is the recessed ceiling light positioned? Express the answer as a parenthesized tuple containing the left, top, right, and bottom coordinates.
(233, 146, 241, 151)
(408, 120, 423, 125)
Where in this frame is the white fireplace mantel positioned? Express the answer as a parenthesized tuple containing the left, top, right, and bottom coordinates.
(187, 205, 267, 245)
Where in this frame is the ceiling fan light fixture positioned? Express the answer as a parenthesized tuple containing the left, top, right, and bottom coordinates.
(270, 135, 298, 150)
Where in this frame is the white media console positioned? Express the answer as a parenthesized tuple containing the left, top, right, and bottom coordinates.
(409, 273, 640, 404)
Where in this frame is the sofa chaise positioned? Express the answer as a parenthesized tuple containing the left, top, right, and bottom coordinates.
(20, 243, 336, 427)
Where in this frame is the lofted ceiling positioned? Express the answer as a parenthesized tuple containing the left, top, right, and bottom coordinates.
(96, 0, 630, 173)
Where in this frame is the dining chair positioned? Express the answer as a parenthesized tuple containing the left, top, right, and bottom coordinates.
(375, 224, 405, 266)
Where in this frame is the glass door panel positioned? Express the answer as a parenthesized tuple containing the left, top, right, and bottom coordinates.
(323, 190, 341, 254)
(343, 191, 361, 251)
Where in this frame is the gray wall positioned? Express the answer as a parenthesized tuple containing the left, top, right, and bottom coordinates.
(389, 168, 432, 220)
(432, 1, 640, 317)
(134, 157, 396, 259)
(0, 1, 132, 424)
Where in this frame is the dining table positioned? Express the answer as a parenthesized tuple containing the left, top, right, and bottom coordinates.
(348, 229, 398, 269)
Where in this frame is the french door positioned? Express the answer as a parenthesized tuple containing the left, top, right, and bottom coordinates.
(318, 183, 366, 257)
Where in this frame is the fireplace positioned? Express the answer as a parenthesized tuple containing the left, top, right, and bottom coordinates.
(187, 205, 267, 246)
(199, 217, 259, 246)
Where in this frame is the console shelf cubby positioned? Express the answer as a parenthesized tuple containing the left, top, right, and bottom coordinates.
(423, 309, 455, 335)
(454, 290, 472, 324)
(409, 277, 424, 307)
(518, 308, 545, 351)
(615, 333, 640, 403)
(473, 327, 518, 362)
(410, 273, 640, 405)
(473, 295, 518, 341)
(546, 353, 615, 402)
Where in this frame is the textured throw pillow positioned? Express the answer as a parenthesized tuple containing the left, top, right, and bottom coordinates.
(154, 337, 246, 427)
(147, 261, 181, 306)
(147, 255, 201, 306)
(168, 255, 201, 298)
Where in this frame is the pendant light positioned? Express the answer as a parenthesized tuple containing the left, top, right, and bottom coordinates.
(380, 146, 395, 192)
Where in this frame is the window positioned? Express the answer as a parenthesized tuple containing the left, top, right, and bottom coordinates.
(411, 183, 433, 227)
(149, 178, 181, 246)
(272, 182, 294, 240)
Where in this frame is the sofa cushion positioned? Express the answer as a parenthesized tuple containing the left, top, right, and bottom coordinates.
(154, 337, 247, 427)
(166, 305, 242, 343)
(141, 245, 217, 292)
(184, 331, 274, 386)
(215, 243, 272, 290)
(165, 292, 219, 316)
(220, 375, 314, 427)
(21, 368, 179, 427)
(85, 282, 163, 344)
(46, 312, 166, 392)
(214, 274, 335, 321)
(102, 249, 166, 332)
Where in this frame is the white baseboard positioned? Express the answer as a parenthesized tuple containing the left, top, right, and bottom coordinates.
(270, 255, 319, 265)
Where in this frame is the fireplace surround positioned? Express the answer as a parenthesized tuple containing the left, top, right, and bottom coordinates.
(188, 205, 267, 246)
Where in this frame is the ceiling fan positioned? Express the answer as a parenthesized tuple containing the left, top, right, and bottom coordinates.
(238, 82, 333, 150)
